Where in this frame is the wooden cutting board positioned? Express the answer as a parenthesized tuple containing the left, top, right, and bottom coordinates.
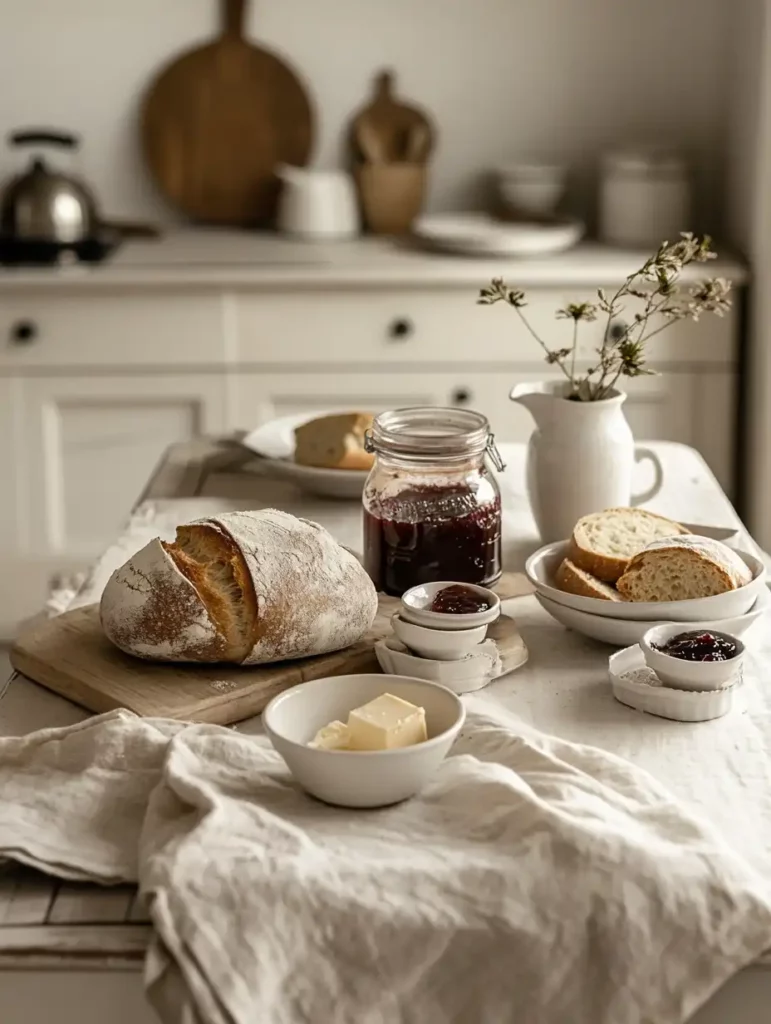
(10, 573, 533, 725)
(141, 0, 313, 226)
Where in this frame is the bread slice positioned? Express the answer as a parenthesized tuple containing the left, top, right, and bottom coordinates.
(294, 412, 374, 471)
(616, 535, 752, 603)
(569, 507, 690, 582)
(555, 558, 624, 601)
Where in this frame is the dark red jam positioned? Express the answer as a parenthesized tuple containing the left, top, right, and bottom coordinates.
(430, 584, 491, 614)
(654, 631, 739, 662)
(364, 485, 502, 597)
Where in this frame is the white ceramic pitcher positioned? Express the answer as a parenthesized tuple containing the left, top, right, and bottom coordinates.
(510, 381, 663, 542)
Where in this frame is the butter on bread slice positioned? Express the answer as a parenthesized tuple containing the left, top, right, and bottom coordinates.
(568, 507, 689, 583)
(294, 412, 374, 471)
(555, 558, 623, 601)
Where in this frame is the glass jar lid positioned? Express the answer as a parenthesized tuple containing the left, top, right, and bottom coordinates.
(364, 406, 505, 470)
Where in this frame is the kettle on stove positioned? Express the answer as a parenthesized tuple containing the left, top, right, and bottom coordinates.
(0, 130, 99, 244)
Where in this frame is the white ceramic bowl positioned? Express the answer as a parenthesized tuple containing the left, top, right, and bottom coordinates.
(497, 163, 566, 216)
(263, 674, 465, 808)
(526, 540, 766, 622)
(390, 612, 487, 661)
(534, 586, 769, 648)
(400, 581, 501, 630)
(640, 624, 745, 690)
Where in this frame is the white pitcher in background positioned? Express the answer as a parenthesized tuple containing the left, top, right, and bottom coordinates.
(510, 381, 663, 542)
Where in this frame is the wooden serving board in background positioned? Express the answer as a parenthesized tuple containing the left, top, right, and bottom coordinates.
(141, 0, 313, 226)
(10, 574, 533, 726)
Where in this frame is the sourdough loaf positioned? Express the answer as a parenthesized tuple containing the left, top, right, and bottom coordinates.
(294, 412, 374, 471)
(555, 558, 623, 601)
(616, 535, 752, 603)
(100, 509, 378, 664)
(569, 507, 690, 582)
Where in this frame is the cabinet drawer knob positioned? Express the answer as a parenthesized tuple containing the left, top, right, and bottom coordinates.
(10, 320, 38, 344)
(387, 317, 413, 341)
(452, 387, 472, 405)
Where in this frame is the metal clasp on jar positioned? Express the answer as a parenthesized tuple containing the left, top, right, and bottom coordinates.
(364, 428, 375, 454)
(486, 434, 506, 472)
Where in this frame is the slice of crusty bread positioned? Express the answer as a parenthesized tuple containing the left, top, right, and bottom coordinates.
(294, 412, 374, 471)
(616, 535, 752, 603)
(555, 558, 624, 601)
(569, 507, 690, 582)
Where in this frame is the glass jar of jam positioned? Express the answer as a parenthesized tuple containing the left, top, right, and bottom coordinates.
(362, 407, 505, 596)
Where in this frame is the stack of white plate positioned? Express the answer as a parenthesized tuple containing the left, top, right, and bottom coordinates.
(525, 540, 769, 647)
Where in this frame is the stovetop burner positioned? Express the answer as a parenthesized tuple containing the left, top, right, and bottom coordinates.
(0, 234, 120, 266)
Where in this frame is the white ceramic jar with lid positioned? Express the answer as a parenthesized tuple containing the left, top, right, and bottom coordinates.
(599, 148, 690, 246)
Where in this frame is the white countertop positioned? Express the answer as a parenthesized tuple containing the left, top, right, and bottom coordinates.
(0, 230, 748, 291)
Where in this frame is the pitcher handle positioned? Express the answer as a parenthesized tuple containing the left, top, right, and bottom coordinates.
(631, 446, 664, 506)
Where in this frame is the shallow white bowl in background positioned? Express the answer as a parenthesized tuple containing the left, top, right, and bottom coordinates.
(534, 586, 769, 647)
(390, 612, 487, 661)
(400, 581, 501, 630)
(525, 540, 766, 622)
(640, 624, 745, 691)
(263, 674, 465, 809)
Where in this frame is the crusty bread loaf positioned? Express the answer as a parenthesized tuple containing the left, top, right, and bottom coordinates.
(555, 558, 624, 601)
(100, 509, 378, 664)
(569, 507, 690, 582)
(294, 412, 374, 471)
(616, 535, 752, 603)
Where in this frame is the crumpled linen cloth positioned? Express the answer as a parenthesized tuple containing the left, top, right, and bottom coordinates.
(1, 705, 771, 1024)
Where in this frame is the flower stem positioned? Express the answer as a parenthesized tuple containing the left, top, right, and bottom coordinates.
(514, 307, 573, 384)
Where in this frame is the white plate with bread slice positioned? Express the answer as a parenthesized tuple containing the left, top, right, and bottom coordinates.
(241, 411, 373, 500)
(526, 507, 768, 644)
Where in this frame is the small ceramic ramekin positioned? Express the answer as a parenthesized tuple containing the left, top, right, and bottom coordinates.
(640, 624, 745, 691)
(400, 581, 501, 631)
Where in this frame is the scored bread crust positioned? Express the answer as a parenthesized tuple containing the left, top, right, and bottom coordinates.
(293, 412, 374, 471)
(616, 535, 752, 602)
(555, 558, 623, 601)
(99, 537, 231, 662)
(569, 507, 690, 583)
(100, 509, 379, 665)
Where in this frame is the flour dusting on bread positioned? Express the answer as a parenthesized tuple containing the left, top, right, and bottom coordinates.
(100, 509, 378, 665)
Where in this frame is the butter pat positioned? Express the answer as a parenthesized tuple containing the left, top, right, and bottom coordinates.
(309, 720, 350, 750)
(347, 692, 428, 751)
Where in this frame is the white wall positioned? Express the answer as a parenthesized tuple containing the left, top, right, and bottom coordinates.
(0, 0, 732, 226)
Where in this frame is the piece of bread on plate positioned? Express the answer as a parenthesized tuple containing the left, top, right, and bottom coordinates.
(555, 558, 624, 601)
(293, 412, 374, 471)
(616, 535, 752, 602)
(100, 509, 378, 664)
(569, 507, 690, 582)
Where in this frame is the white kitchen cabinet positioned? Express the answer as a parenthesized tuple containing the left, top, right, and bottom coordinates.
(0, 374, 228, 633)
(229, 371, 505, 433)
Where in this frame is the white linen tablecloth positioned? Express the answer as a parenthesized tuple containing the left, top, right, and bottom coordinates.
(2, 706, 771, 1024)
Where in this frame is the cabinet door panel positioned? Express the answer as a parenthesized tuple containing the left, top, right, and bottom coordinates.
(230, 372, 506, 433)
(18, 375, 228, 557)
